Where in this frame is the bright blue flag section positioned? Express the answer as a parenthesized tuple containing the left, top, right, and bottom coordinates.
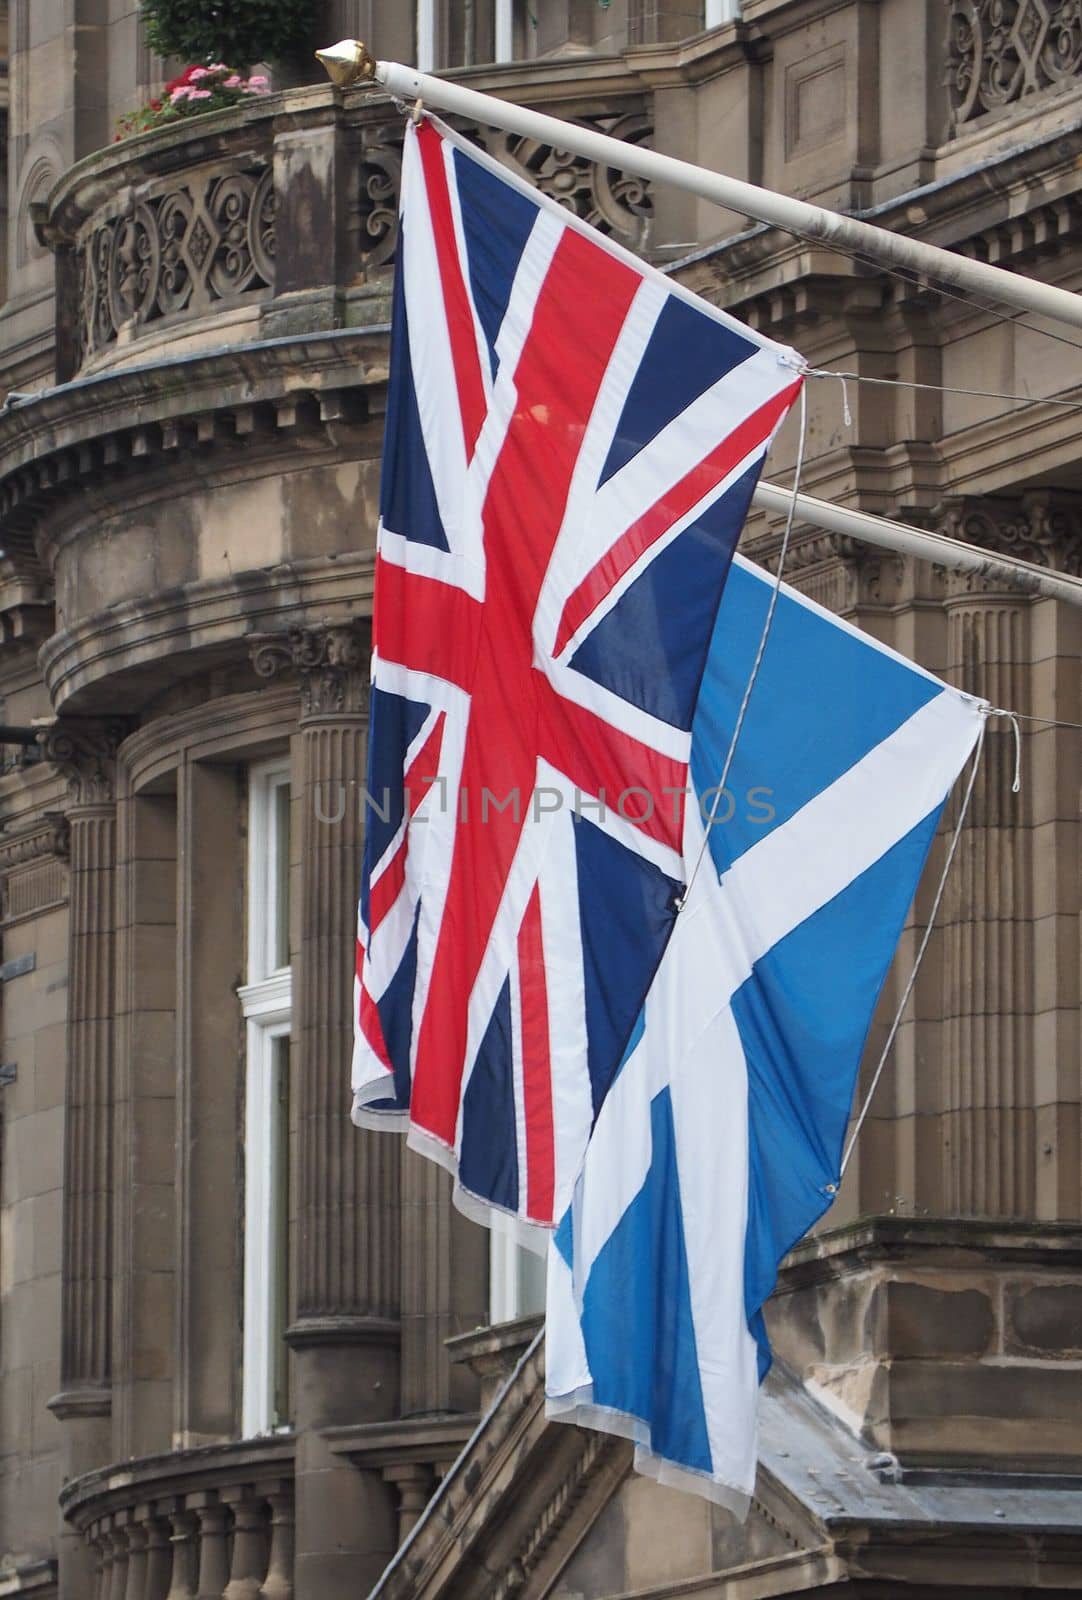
(545, 552, 986, 1514)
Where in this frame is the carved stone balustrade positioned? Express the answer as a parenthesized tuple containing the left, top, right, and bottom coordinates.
(948, 0, 1082, 125)
(60, 1436, 296, 1600)
(38, 79, 653, 383)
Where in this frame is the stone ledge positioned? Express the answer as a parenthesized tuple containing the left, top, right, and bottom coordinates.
(45, 1385, 110, 1421)
(324, 1413, 477, 1472)
(446, 1314, 544, 1412)
(38, 550, 374, 717)
(60, 1432, 296, 1529)
(768, 1216, 1082, 1474)
(0, 1560, 57, 1597)
(780, 1215, 1082, 1287)
(284, 1314, 401, 1352)
(0, 327, 388, 579)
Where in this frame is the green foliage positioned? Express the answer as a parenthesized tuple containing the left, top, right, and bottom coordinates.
(141, 0, 311, 69)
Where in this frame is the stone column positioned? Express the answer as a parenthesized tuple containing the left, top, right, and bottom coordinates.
(253, 623, 400, 1599)
(112, 782, 179, 1463)
(399, 1150, 487, 1419)
(174, 759, 244, 1446)
(937, 497, 1049, 1219)
(41, 719, 128, 1600)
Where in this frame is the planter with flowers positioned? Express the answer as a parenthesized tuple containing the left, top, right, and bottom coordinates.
(115, 64, 271, 140)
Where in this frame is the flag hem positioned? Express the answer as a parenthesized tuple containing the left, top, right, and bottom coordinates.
(546, 1387, 753, 1518)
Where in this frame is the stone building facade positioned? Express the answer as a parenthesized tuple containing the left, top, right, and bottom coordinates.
(0, 1, 1079, 1596)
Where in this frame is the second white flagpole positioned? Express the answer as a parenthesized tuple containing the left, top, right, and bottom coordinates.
(752, 482, 1082, 608)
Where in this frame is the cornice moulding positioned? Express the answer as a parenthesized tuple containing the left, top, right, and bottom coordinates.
(40, 550, 375, 716)
(0, 811, 70, 871)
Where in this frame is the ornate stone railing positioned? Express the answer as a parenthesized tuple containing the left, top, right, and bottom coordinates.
(356, 106, 653, 264)
(60, 1435, 295, 1600)
(39, 82, 653, 378)
(948, 0, 1082, 124)
(79, 161, 275, 361)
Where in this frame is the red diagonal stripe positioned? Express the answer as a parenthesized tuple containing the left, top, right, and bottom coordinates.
(416, 120, 487, 463)
(553, 379, 802, 657)
(367, 713, 446, 933)
(374, 556, 481, 689)
(518, 885, 554, 1223)
(537, 674, 686, 851)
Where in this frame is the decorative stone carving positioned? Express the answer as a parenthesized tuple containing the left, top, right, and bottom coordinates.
(480, 113, 654, 246)
(0, 813, 70, 871)
(358, 111, 655, 264)
(743, 524, 907, 612)
(935, 491, 1082, 593)
(492, 1432, 613, 1600)
(250, 621, 370, 719)
(39, 717, 131, 805)
(80, 164, 275, 358)
(357, 126, 404, 268)
(948, 0, 1082, 125)
(0, 813, 70, 926)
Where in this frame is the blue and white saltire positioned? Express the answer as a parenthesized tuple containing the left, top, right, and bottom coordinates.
(545, 552, 986, 1513)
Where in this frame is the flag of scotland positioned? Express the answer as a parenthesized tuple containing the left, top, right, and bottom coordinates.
(546, 552, 986, 1511)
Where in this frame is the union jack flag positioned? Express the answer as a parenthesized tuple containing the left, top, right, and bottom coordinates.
(352, 116, 802, 1230)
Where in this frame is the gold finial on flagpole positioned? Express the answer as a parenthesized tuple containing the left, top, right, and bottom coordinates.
(315, 39, 377, 88)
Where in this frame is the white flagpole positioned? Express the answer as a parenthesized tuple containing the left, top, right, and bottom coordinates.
(316, 40, 1082, 334)
(752, 482, 1082, 608)
(315, 41, 1082, 606)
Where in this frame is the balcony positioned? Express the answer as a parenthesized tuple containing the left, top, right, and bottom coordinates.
(60, 1436, 295, 1600)
(37, 70, 654, 385)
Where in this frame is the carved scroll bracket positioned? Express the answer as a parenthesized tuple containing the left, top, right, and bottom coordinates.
(39, 717, 133, 806)
(934, 490, 1082, 596)
(250, 620, 370, 720)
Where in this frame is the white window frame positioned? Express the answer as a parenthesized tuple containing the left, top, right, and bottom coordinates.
(239, 758, 293, 1437)
(705, 0, 741, 26)
(417, 0, 436, 71)
(495, 0, 514, 61)
(490, 1230, 546, 1324)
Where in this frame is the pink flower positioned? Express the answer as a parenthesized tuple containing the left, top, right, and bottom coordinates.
(169, 85, 191, 102)
(165, 65, 201, 93)
(207, 62, 230, 73)
(187, 88, 212, 99)
(246, 74, 270, 88)
(189, 66, 210, 80)
(224, 74, 242, 87)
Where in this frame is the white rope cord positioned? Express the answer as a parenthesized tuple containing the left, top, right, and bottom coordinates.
(806, 365, 1082, 413)
(994, 706, 1023, 794)
(837, 717, 990, 1180)
(678, 381, 809, 911)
